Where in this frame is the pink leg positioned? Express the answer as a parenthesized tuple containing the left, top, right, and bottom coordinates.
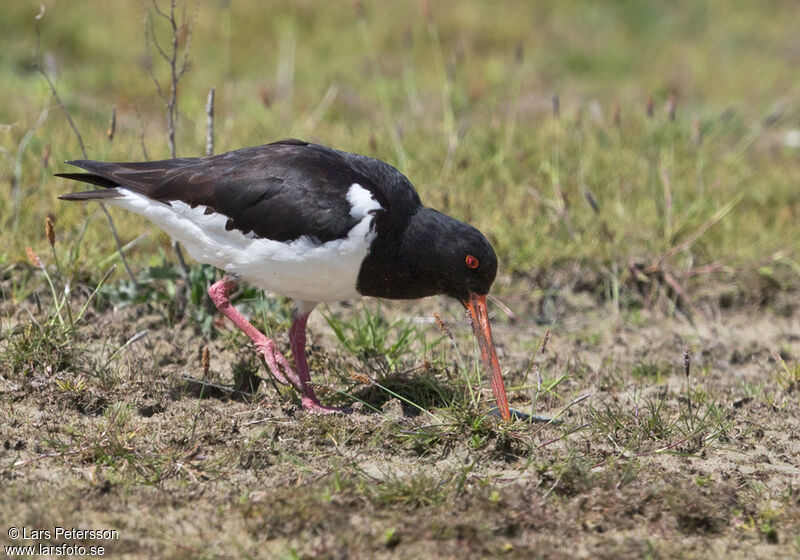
(208, 278, 347, 414)
(288, 313, 349, 414)
(208, 278, 302, 390)
(288, 313, 315, 397)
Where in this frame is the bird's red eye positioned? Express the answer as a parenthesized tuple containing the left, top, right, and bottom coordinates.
(465, 255, 479, 269)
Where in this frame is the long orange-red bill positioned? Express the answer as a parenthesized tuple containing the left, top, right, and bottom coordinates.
(463, 292, 511, 421)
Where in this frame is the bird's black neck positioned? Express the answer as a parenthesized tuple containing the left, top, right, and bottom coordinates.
(357, 207, 450, 300)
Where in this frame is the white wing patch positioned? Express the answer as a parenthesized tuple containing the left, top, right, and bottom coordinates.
(107, 183, 382, 303)
(346, 181, 381, 219)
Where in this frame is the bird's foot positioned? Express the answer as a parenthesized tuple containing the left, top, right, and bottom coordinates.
(254, 330, 347, 414)
(255, 337, 302, 388)
(301, 396, 352, 415)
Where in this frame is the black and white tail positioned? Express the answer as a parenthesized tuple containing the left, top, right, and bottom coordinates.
(56, 167, 124, 201)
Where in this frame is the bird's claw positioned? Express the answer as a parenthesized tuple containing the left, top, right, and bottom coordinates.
(255, 338, 299, 388)
(256, 337, 349, 414)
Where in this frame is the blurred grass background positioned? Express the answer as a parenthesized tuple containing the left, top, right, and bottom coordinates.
(1, 0, 799, 294)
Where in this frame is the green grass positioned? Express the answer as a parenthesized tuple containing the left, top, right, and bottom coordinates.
(1, 1, 799, 287)
(2, 2, 800, 558)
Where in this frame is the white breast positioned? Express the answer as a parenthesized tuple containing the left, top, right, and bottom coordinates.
(109, 184, 382, 303)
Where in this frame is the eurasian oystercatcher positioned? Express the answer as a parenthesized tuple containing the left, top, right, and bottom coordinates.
(57, 139, 512, 420)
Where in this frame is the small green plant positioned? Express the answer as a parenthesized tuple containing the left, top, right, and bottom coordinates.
(99, 262, 290, 335)
(55, 374, 87, 393)
(591, 394, 673, 450)
(3, 221, 111, 378)
(675, 387, 728, 440)
(383, 527, 400, 548)
(758, 509, 780, 544)
(631, 360, 668, 381)
(774, 353, 800, 391)
(373, 470, 448, 510)
(323, 303, 431, 373)
(99, 264, 186, 325)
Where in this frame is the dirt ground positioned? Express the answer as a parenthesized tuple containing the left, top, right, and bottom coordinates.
(1, 277, 799, 559)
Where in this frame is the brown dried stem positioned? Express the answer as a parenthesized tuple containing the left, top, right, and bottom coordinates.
(205, 87, 215, 156)
(33, 7, 136, 284)
(107, 106, 117, 141)
(145, 0, 199, 280)
(146, 0, 196, 159)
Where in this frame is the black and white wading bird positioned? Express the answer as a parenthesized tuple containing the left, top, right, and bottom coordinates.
(57, 139, 512, 420)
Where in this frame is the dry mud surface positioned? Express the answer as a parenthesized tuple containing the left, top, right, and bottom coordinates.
(1, 287, 799, 559)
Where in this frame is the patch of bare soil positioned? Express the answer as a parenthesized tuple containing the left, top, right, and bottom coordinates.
(1, 286, 799, 559)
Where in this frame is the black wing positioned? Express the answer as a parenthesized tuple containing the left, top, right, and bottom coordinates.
(57, 140, 420, 244)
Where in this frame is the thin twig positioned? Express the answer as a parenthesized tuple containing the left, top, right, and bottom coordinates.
(530, 392, 591, 438)
(33, 7, 137, 284)
(590, 428, 724, 469)
(684, 348, 692, 423)
(135, 107, 150, 160)
(145, 0, 198, 280)
(12, 99, 49, 231)
(12, 449, 83, 468)
(179, 375, 258, 400)
(172, 241, 191, 281)
(305, 84, 339, 129)
(107, 105, 117, 141)
(103, 329, 149, 369)
(537, 329, 550, 392)
(97, 206, 137, 283)
(146, 0, 196, 159)
(487, 294, 516, 321)
(536, 423, 589, 449)
(660, 162, 673, 237)
(662, 271, 697, 316)
(661, 193, 743, 261)
(205, 86, 215, 156)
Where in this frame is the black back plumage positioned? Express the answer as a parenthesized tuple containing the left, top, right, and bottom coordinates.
(57, 139, 422, 244)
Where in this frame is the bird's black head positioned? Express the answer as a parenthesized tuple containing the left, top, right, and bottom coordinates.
(358, 207, 497, 302)
(434, 215, 498, 302)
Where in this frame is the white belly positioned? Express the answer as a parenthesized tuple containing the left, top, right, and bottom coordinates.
(110, 185, 380, 303)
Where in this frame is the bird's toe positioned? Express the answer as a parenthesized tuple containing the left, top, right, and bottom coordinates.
(301, 397, 352, 415)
